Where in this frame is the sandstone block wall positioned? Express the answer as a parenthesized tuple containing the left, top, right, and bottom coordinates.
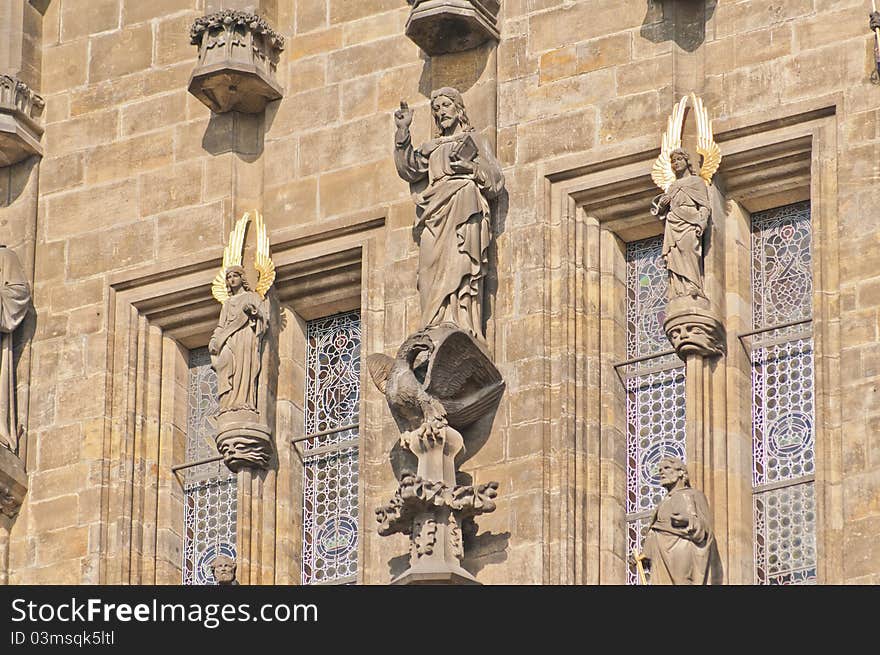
(0, 0, 876, 584)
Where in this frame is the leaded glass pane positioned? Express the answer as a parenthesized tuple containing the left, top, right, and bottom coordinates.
(754, 483, 817, 585)
(750, 202, 816, 585)
(626, 236, 669, 359)
(302, 447, 359, 585)
(751, 336, 815, 488)
(624, 238, 686, 585)
(183, 347, 237, 585)
(625, 364, 687, 515)
(751, 201, 812, 329)
(305, 311, 362, 447)
(302, 311, 361, 585)
(626, 516, 652, 586)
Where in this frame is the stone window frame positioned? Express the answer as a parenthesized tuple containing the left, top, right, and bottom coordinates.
(98, 211, 385, 584)
(540, 96, 841, 585)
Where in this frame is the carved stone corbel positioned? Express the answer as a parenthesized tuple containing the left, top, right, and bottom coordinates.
(663, 298, 725, 358)
(0, 75, 44, 167)
(188, 10, 284, 114)
(405, 0, 500, 56)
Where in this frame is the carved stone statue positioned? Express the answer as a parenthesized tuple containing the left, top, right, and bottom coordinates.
(652, 148, 711, 300)
(871, 11, 880, 32)
(651, 94, 725, 358)
(209, 554, 239, 586)
(369, 323, 504, 584)
(639, 457, 723, 585)
(394, 87, 504, 340)
(0, 247, 29, 453)
(210, 212, 276, 470)
(210, 265, 267, 414)
(651, 95, 720, 301)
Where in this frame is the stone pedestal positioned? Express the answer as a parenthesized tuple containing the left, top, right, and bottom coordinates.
(215, 408, 273, 471)
(188, 10, 284, 114)
(370, 324, 503, 584)
(0, 75, 43, 167)
(405, 0, 500, 56)
(376, 469, 498, 585)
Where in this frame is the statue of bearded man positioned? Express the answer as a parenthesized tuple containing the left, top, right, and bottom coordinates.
(393, 87, 505, 340)
(641, 456, 723, 585)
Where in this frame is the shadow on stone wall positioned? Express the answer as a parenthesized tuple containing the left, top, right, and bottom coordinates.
(641, 0, 717, 53)
(201, 112, 267, 161)
(0, 158, 37, 208)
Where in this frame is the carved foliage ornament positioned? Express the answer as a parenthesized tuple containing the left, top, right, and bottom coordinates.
(190, 10, 285, 58)
(0, 76, 45, 123)
(0, 75, 45, 166)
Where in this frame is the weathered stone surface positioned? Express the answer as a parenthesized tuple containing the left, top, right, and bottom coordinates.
(89, 24, 154, 84)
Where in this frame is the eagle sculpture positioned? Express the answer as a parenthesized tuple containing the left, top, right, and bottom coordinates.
(366, 324, 505, 435)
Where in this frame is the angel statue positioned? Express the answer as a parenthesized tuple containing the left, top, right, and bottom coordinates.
(651, 94, 721, 301)
(209, 211, 276, 470)
(393, 87, 505, 340)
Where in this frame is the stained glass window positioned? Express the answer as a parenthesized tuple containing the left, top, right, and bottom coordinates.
(624, 237, 686, 585)
(302, 311, 361, 585)
(183, 347, 237, 585)
(750, 201, 816, 585)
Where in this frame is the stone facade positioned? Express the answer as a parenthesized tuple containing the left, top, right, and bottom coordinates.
(0, 0, 877, 585)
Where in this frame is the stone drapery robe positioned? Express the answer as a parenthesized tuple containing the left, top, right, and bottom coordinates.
(395, 129, 504, 339)
(209, 289, 268, 414)
(642, 486, 723, 585)
(660, 174, 711, 299)
(0, 247, 29, 451)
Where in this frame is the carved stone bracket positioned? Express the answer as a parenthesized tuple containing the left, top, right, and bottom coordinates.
(215, 409, 273, 471)
(405, 0, 500, 56)
(376, 471, 498, 584)
(188, 10, 284, 114)
(0, 446, 26, 519)
(369, 324, 504, 584)
(663, 297, 725, 358)
(0, 75, 44, 167)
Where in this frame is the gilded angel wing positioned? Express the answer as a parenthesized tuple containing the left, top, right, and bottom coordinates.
(651, 96, 688, 192)
(211, 213, 251, 304)
(692, 93, 722, 186)
(253, 210, 275, 299)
